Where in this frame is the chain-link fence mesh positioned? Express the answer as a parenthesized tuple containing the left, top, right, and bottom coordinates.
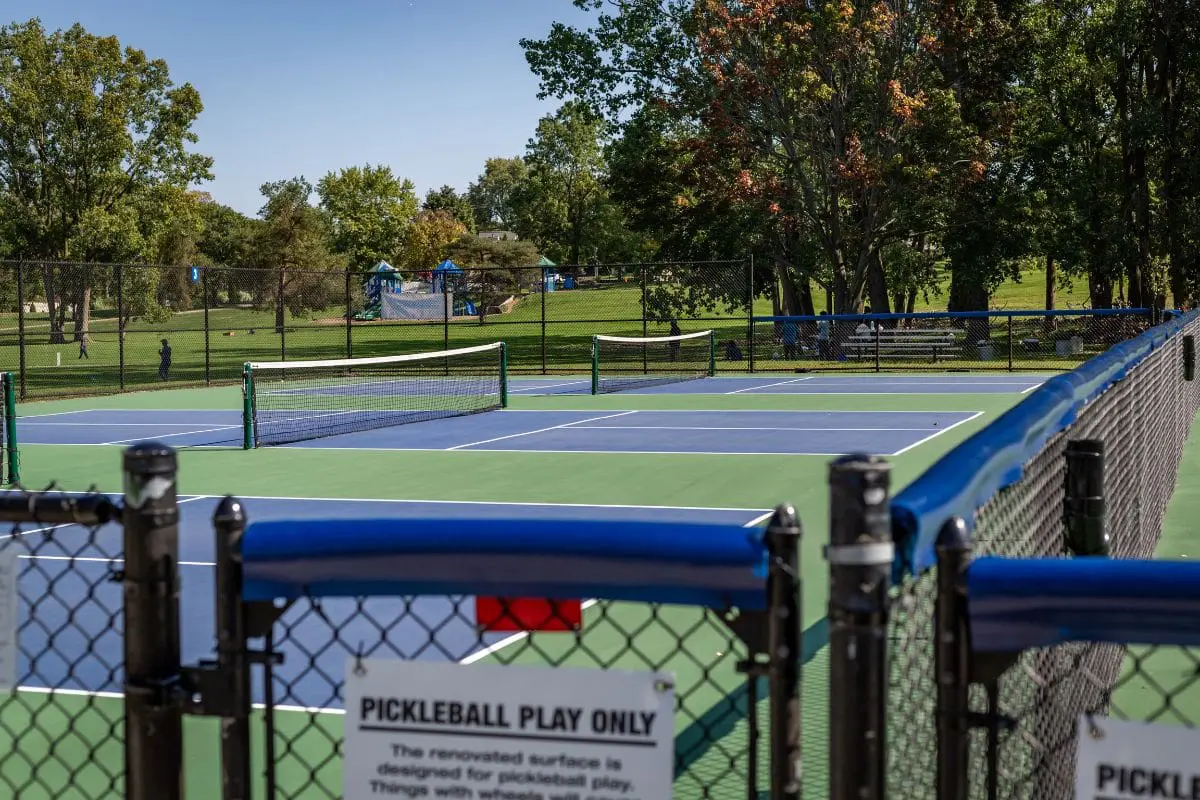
(886, 313, 1200, 800)
(750, 311, 1157, 373)
(0, 487, 125, 800)
(259, 595, 775, 800)
(3, 259, 1172, 400)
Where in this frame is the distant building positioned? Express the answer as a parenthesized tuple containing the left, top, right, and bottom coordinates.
(478, 230, 519, 241)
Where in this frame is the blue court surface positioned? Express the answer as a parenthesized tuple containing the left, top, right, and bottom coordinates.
(15, 408, 983, 455)
(508, 374, 1045, 396)
(6, 494, 768, 710)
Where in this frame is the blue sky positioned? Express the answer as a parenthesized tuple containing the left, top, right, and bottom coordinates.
(4, 1, 593, 216)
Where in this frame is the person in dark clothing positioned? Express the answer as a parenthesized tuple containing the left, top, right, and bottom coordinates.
(78, 334, 89, 359)
(158, 338, 172, 380)
(668, 319, 681, 361)
(725, 340, 743, 361)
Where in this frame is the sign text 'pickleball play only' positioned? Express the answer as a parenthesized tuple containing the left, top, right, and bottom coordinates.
(343, 658, 674, 800)
(1075, 715, 1200, 799)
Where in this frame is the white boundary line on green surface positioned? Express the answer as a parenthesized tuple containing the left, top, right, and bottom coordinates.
(889, 411, 986, 457)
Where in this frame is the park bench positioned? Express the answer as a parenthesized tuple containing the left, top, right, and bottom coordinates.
(844, 328, 962, 361)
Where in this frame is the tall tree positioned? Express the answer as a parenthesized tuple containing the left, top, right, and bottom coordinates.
(254, 178, 344, 332)
(318, 165, 418, 269)
(423, 185, 476, 234)
(400, 210, 469, 274)
(520, 101, 613, 265)
(0, 19, 212, 341)
(467, 158, 530, 231)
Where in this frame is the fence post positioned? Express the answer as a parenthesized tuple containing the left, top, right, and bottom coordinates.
(117, 264, 125, 392)
(765, 505, 803, 800)
(873, 321, 882, 372)
(204, 267, 211, 384)
(213, 496, 252, 799)
(15, 262, 26, 400)
(122, 442, 184, 800)
(1006, 314, 1014, 372)
(747, 256, 756, 374)
(1065, 439, 1108, 555)
(935, 517, 971, 800)
(277, 267, 286, 360)
(827, 454, 892, 800)
(345, 267, 353, 358)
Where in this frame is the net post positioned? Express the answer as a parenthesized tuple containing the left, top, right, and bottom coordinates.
(2, 373, 17, 485)
(707, 330, 716, 377)
(591, 336, 600, 395)
(242, 363, 255, 450)
(1064, 439, 1108, 555)
(935, 517, 971, 800)
(122, 442, 183, 800)
(827, 453, 892, 800)
(499, 342, 509, 408)
(765, 504, 803, 800)
(212, 496, 252, 798)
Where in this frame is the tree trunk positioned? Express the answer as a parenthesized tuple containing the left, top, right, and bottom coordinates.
(1043, 255, 1057, 334)
(867, 250, 891, 322)
(42, 264, 66, 345)
(948, 267, 990, 343)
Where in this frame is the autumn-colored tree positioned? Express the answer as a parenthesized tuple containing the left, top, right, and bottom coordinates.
(400, 210, 468, 273)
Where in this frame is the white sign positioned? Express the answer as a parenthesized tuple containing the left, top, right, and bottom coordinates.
(1075, 715, 1200, 799)
(344, 658, 674, 800)
(0, 545, 17, 691)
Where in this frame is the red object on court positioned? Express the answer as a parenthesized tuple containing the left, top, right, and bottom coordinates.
(475, 597, 583, 632)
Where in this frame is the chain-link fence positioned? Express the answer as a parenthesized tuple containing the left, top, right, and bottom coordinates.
(849, 310, 1200, 800)
(750, 310, 1158, 373)
(0, 486, 124, 799)
(2, 259, 1169, 400)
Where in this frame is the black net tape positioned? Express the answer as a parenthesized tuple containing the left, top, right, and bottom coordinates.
(887, 315, 1200, 799)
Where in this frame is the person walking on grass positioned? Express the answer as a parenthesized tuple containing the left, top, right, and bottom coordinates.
(158, 338, 172, 380)
(78, 333, 89, 359)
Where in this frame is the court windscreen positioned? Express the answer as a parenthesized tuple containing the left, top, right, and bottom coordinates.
(242, 343, 508, 448)
(591, 330, 715, 394)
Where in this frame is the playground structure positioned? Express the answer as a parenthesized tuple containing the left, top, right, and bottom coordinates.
(353, 257, 569, 323)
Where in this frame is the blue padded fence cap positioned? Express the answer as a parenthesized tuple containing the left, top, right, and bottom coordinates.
(241, 516, 771, 608)
(968, 556, 1200, 652)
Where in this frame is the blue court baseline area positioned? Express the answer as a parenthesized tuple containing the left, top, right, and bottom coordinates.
(506, 374, 1046, 396)
(16, 408, 982, 455)
(5, 494, 769, 711)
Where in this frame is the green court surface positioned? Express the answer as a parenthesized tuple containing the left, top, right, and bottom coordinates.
(7, 373, 1193, 797)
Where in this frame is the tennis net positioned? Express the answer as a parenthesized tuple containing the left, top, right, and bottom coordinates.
(243, 342, 508, 448)
(1, 372, 16, 485)
(591, 330, 715, 394)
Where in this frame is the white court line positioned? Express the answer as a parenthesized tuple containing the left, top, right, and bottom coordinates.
(725, 377, 812, 394)
(101, 424, 242, 446)
(889, 412, 985, 457)
(14, 685, 347, 716)
(11, 409, 92, 420)
(458, 510, 770, 667)
(277, 445, 868, 457)
(444, 411, 638, 451)
(21, 422, 225, 427)
(1019, 382, 1046, 394)
(508, 380, 590, 393)
(18, 554, 216, 567)
(561, 425, 959, 432)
